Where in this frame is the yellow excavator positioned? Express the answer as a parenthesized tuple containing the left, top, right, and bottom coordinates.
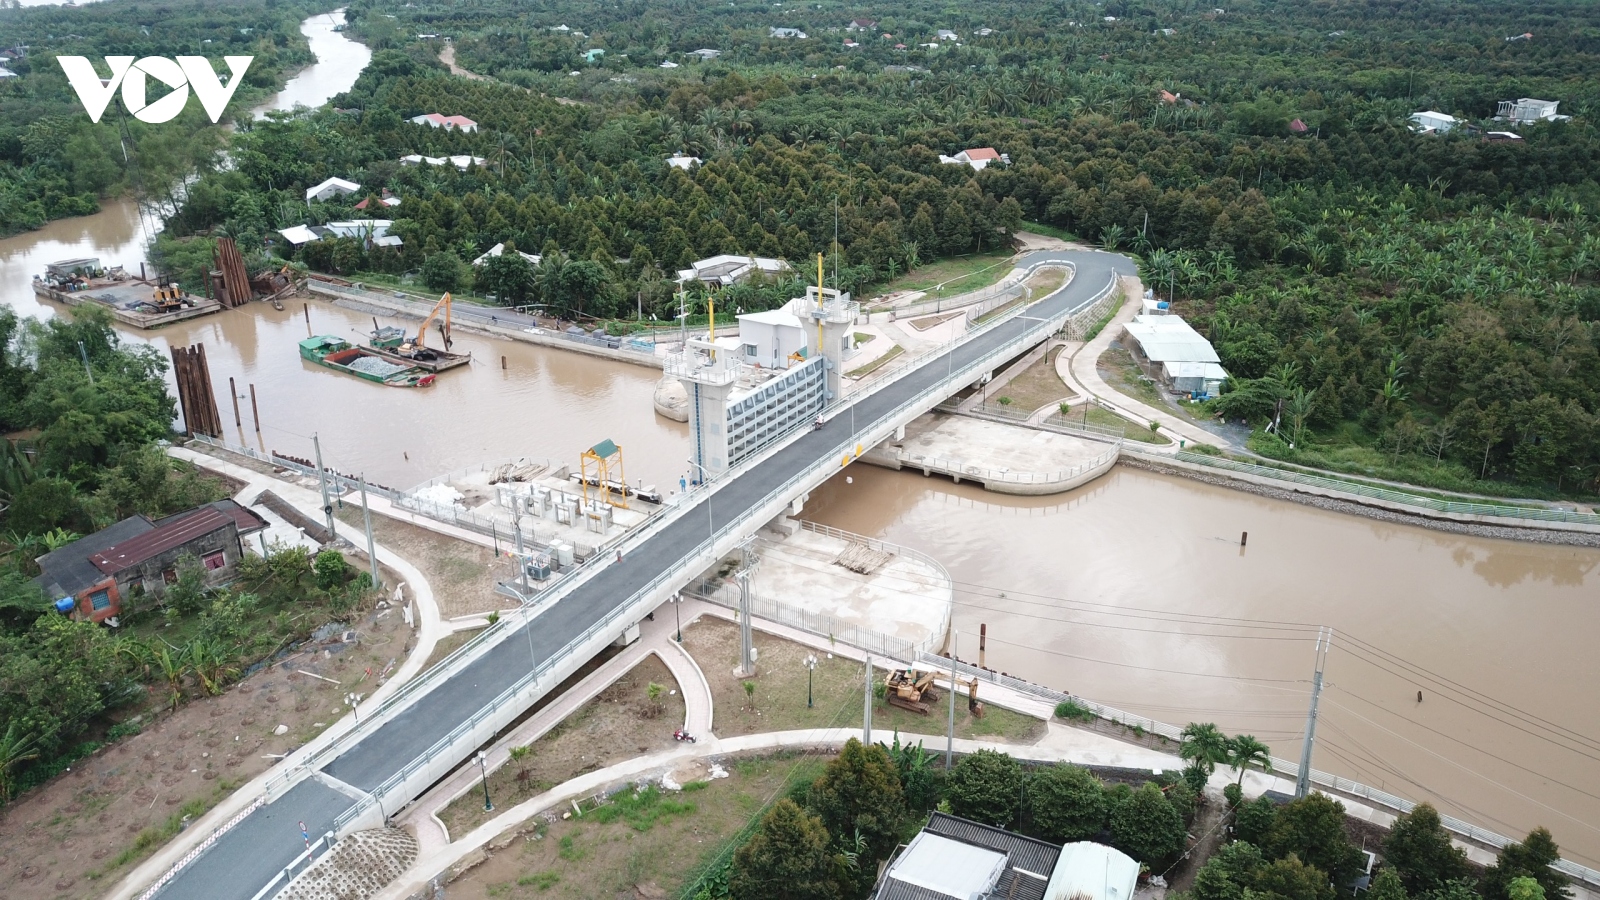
(372, 293, 453, 361)
(884, 667, 984, 718)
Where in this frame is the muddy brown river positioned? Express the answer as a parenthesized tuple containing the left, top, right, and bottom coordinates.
(2, 5, 1596, 872)
(805, 466, 1600, 866)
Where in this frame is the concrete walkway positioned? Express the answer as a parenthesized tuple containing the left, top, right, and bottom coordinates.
(400, 603, 715, 854)
(116, 449, 448, 900)
(1059, 276, 1231, 451)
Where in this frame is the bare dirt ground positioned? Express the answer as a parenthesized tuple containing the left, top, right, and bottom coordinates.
(0, 576, 414, 900)
(441, 754, 825, 900)
(993, 345, 1077, 414)
(338, 508, 515, 619)
(681, 617, 1046, 743)
(437, 656, 687, 839)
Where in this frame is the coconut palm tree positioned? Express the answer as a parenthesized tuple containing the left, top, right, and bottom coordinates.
(1227, 735, 1273, 787)
(0, 723, 39, 805)
(1179, 722, 1231, 776)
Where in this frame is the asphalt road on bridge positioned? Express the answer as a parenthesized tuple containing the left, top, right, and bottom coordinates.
(153, 249, 1133, 900)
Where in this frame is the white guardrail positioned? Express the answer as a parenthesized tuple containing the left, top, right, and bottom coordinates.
(318, 263, 1115, 832)
(243, 830, 336, 900)
(920, 655, 1600, 889)
(155, 262, 1118, 899)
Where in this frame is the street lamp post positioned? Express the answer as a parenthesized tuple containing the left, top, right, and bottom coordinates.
(804, 654, 818, 708)
(477, 751, 494, 811)
(345, 692, 363, 724)
(671, 592, 683, 643)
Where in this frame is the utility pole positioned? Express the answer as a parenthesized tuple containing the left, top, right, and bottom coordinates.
(863, 653, 872, 745)
(1296, 627, 1329, 798)
(735, 538, 756, 676)
(359, 474, 380, 589)
(946, 629, 958, 770)
(313, 433, 335, 537)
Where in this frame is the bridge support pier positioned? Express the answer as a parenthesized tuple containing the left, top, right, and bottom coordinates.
(894, 424, 906, 441)
(790, 491, 809, 515)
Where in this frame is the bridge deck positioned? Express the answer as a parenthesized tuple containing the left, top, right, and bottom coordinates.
(147, 250, 1132, 900)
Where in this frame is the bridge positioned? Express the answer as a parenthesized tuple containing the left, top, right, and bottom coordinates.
(138, 249, 1135, 900)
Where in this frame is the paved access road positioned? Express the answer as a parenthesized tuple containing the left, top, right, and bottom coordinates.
(154, 249, 1134, 900)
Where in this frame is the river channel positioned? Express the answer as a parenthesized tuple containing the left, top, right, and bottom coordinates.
(1, 7, 1596, 870)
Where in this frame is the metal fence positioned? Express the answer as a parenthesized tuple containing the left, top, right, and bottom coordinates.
(682, 520, 954, 660)
(1164, 451, 1600, 528)
(187, 435, 405, 501)
(918, 654, 1600, 889)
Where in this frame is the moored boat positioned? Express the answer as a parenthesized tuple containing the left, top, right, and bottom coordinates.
(368, 323, 472, 372)
(299, 335, 436, 387)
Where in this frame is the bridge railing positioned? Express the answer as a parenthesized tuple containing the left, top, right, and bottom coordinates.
(326, 266, 1119, 831)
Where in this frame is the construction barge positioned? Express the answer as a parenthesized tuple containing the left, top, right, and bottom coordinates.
(366, 291, 471, 372)
(33, 259, 223, 329)
(299, 335, 437, 387)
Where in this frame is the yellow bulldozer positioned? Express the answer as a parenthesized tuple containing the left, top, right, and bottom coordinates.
(884, 667, 983, 718)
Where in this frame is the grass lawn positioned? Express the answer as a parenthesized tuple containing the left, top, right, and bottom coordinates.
(991, 346, 1075, 414)
(681, 616, 1046, 744)
(449, 754, 826, 900)
(1098, 346, 1167, 408)
(846, 344, 903, 378)
(437, 655, 687, 839)
(1026, 268, 1067, 295)
(866, 249, 1016, 307)
(1020, 220, 1083, 242)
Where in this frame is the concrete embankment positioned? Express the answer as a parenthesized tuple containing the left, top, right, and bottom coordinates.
(1120, 452, 1600, 547)
(862, 413, 1119, 496)
(306, 282, 667, 370)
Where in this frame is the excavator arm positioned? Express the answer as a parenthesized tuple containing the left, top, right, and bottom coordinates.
(414, 292, 453, 350)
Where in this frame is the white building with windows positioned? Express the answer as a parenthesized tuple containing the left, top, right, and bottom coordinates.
(1496, 98, 1568, 124)
(735, 302, 806, 370)
(1409, 110, 1459, 134)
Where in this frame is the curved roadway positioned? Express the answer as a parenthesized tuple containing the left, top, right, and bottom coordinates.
(152, 249, 1136, 900)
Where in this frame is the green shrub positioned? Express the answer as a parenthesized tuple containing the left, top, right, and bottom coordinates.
(1054, 699, 1096, 722)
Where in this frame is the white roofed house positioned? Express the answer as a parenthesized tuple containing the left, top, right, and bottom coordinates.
(305, 177, 360, 202)
(471, 242, 542, 267)
(667, 153, 702, 171)
(770, 26, 809, 39)
(1496, 98, 1568, 124)
(1121, 313, 1228, 397)
(676, 254, 791, 287)
(936, 29, 959, 40)
(1409, 110, 1459, 134)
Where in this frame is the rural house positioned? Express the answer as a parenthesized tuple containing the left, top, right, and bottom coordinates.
(35, 500, 267, 624)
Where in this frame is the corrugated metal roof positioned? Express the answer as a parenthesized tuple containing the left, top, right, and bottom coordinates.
(1123, 315, 1220, 365)
(1043, 843, 1140, 900)
(154, 499, 268, 537)
(872, 813, 1063, 900)
(91, 507, 234, 574)
(34, 516, 154, 598)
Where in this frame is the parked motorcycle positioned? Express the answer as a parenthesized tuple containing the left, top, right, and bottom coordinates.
(673, 728, 697, 743)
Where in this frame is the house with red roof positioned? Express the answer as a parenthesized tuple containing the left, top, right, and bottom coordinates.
(409, 113, 479, 133)
(938, 147, 1009, 171)
(34, 500, 267, 624)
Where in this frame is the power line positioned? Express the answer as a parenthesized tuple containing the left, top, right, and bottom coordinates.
(1332, 633, 1600, 755)
(1322, 697, 1600, 838)
(1330, 642, 1600, 763)
(1327, 686, 1600, 802)
(981, 634, 1311, 686)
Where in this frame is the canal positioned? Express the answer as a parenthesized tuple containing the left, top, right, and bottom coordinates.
(1, 4, 1595, 871)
